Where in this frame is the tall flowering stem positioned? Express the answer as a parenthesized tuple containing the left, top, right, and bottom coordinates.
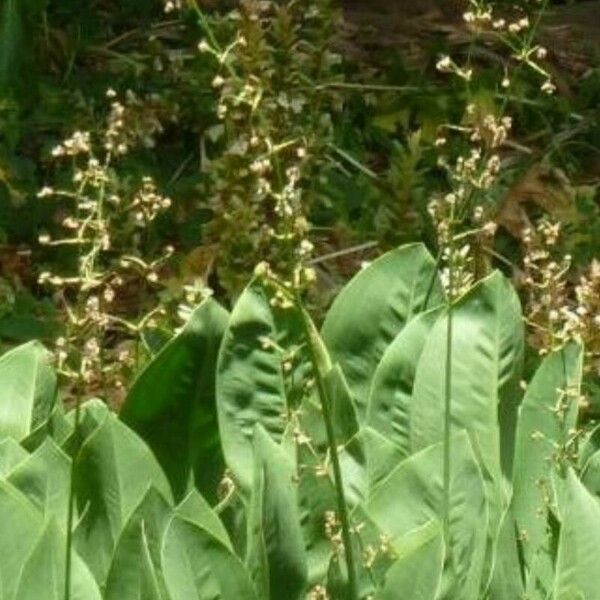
(442, 204, 456, 552)
(298, 305, 358, 600)
(429, 0, 557, 557)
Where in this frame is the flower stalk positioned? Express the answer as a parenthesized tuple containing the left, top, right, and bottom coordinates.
(298, 305, 358, 600)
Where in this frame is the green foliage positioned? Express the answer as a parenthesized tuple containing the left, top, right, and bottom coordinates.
(121, 298, 229, 502)
(0, 243, 597, 599)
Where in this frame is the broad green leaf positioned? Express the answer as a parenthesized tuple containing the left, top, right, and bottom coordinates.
(322, 243, 444, 418)
(121, 298, 229, 502)
(21, 403, 71, 453)
(512, 343, 583, 582)
(296, 441, 337, 586)
(246, 426, 307, 600)
(217, 279, 305, 492)
(368, 306, 443, 455)
(339, 427, 406, 505)
(7, 437, 70, 523)
(0, 437, 27, 476)
(324, 364, 359, 445)
(579, 424, 600, 472)
(410, 271, 523, 578)
(14, 519, 102, 600)
(104, 487, 172, 600)
(581, 449, 600, 498)
(553, 470, 600, 600)
(487, 507, 525, 600)
(106, 523, 163, 600)
(62, 398, 110, 457)
(375, 520, 444, 600)
(0, 341, 56, 441)
(365, 431, 488, 600)
(73, 414, 173, 585)
(410, 271, 524, 480)
(0, 480, 44, 599)
(175, 488, 231, 551)
(162, 516, 258, 600)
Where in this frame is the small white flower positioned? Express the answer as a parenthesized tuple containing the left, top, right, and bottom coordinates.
(198, 40, 211, 53)
(436, 56, 452, 72)
(541, 79, 556, 95)
(37, 186, 54, 198)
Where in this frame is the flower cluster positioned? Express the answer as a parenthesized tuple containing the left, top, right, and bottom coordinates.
(454, 0, 555, 94)
(521, 220, 574, 352)
(430, 0, 554, 299)
(36, 92, 174, 402)
(573, 261, 600, 375)
(197, 0, 343, 295)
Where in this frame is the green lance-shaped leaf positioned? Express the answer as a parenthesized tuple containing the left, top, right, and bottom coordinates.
(162, 516, 258, 600)
(175, 488, 232, 551)
(553, 469, 600, 600)
(512, 342, 583, 587)
(487, 507, 525, 600)
(414, 273, 525, 587)
(581, 449, 600, 498)
(246, 426, 307, 600)
(7, 437, 71, 524)
(0, 480, 45, 599)
(107, 523, 163, 600)
(72, 414, 173, 585)
(338, 426, 407, 506)
(368, 306, 444, 455)
(374, 520, 444, 600)
(323, 244, 444, 418)
(217, 279, 305, 492)
(121, 298, 229, 502)
(62, 398, 111, 457)
(0, 341, 57, 441)
(14, 519, 102, 600)
(410, 271, 524, 479)
(322, 243, 444, 419)
(0, 437, 28, 476)
(410, 271, 523, 579)
(365, 431, 488, 600)
(324, 364, 360, 445)
(21, 402, 72, 453)
(104, 487, 172, 600)
(579, 423, 600, 472)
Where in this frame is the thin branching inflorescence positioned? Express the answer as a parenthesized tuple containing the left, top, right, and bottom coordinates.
(38, 91, 175, 403)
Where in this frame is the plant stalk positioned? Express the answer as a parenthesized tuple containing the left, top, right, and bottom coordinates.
(443, 217, 456, 553)
(64, 385, 82, 600)
(299, 306, 358, 600)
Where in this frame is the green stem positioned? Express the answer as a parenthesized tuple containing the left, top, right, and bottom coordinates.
(443, 220, 455, 553)
(443, 282, 453, 545)
(298, 306, 358, 600)
(64, 383, 82, 600)
(423, 249, 443, 311)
